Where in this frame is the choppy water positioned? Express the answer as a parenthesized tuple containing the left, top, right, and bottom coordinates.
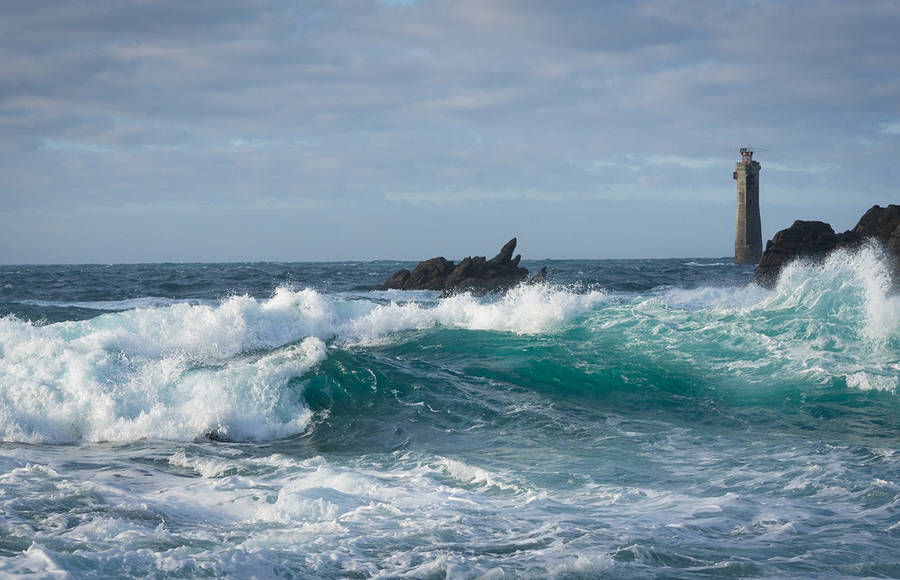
(0, 249, 898, 578)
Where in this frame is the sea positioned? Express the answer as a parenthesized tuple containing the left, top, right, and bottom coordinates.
(0, 247, 898, 578)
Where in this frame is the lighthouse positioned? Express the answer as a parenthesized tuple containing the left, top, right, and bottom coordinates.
(733, 148, 762, 265)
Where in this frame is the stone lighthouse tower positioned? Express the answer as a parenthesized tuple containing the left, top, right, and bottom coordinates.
(733, 148, 762, 264)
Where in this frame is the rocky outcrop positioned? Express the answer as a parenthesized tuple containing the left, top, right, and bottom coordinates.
(753, 204, 900, 288)
(752, 221, 846, 286)
(379, 257, 454, 291)
(378, 238, 532, 294)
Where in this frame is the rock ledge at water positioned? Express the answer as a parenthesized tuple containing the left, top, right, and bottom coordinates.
(378, 238, 539, 294)
(753, 204, 900, 288)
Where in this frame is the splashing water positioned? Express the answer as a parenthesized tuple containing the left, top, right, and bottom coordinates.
(0, 251, 898, 577)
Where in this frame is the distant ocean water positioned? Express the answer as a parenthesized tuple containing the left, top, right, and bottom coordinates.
(0, 250, 898, 578)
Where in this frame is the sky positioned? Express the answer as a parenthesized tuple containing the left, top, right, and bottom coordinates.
(2, 0, 899, 263)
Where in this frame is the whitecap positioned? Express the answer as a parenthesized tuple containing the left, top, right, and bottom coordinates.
(0, 282, 608, 444)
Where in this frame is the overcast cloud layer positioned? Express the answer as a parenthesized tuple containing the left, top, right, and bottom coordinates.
(2, 0, 899, 262)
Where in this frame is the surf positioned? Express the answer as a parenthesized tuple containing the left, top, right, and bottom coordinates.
(0, 253, 898, 578)
(0, 247, 896, 445)
(0, 284, 604, 443)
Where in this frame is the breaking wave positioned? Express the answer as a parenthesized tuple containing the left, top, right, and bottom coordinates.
(0, 246, 896, 445)
(0, 285, 605, 443)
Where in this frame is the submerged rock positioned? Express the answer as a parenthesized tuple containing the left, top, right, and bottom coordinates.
(378, 238, 532, 294)
(753, 204, 900, 288)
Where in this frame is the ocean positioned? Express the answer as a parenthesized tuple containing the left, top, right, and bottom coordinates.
(0, 248, 898, 578)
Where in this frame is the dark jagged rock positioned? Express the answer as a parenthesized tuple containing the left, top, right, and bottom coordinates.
(379, 269, 411, 290)
(407, 257, 455, 290)
(378, 257, 455, 291)
(753, 204, 900, 288)
(752, 221, 840, 287)
(851, 205, 900, 278)
(377, 238, 532, 294)
(489, 238, 517, 265)
(852, 204, 900, 241)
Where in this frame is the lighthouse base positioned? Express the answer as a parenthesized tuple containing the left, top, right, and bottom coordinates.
(734, 245, 762, 265)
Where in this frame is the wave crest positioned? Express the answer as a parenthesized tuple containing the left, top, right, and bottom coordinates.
(0, 284, 603, 443)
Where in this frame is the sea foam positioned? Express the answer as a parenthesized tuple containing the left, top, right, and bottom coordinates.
(1, 247, 895, 444)
(739, 247, 895, 392)
(0, 284, 604, 443)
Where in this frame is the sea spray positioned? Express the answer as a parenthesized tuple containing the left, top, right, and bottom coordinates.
(342, 283, 607, 343)
(0, 289, 339, 442)
(0, 253, 898, 577)
(756, 244, 899, 393)
(1, 250, 897, 444)
(0, 284, 605, 443)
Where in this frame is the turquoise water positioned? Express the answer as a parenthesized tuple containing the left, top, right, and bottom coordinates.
(0, 249, 898, 577)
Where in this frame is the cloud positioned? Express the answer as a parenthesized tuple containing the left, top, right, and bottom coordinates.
(644, 155, 724, 170)
(1, 1, 899, 261)
(765, 161, 838, 174)
(385, 186, 573, 206)
(416, 88, 522, 112)
(42, 139, 113, 154)
(228, 138, 268, 149)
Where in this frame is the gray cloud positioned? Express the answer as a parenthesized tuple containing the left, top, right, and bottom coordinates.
(1, 0, 899, 262)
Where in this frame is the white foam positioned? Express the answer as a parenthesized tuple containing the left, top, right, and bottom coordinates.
(600, 245, 900, 399)
(659, 245, 899, 337)
(2, 428, 893, 578)
(0, 543, 69, 579)
(755, 246, 900, 385)
(845, 371, 897, 393)
(0, 283, 606, 443)
(658, 283, 770, 311)
(4, 245, 894, 446)
(769, 244, 899, 341)
(343, 284, 607, 343)
(435, 457, 523, 492)
(0, 306, 326, 442)
(169, 450, 237, 478)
